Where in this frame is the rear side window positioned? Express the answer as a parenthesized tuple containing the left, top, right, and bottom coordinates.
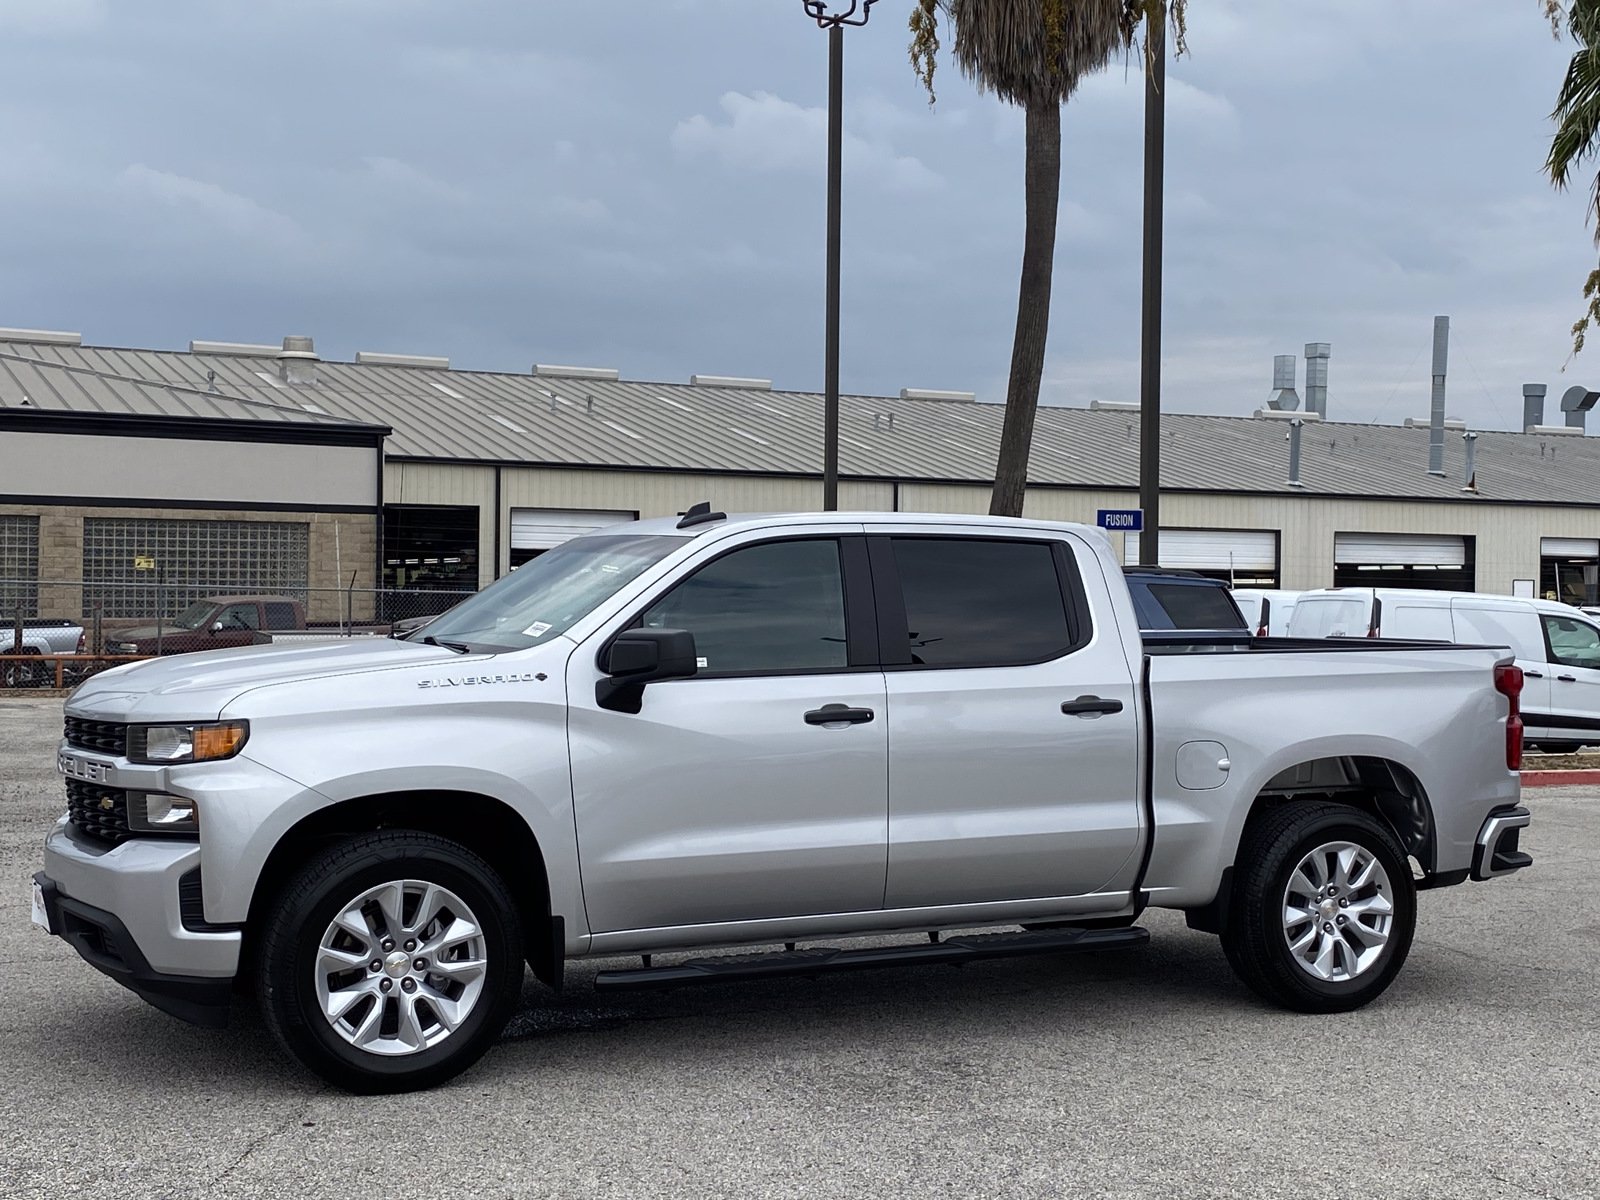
(887, 538, 1079, 668)
(263, 602, 298, 629)
(1143, 583, 1246, 631)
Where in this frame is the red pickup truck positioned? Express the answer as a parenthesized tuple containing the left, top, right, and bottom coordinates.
(106, 596, 389, 656)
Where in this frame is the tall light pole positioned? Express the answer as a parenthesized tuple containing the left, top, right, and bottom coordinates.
(801, 0, 877, 510)
(1138, 3, 1165, 565)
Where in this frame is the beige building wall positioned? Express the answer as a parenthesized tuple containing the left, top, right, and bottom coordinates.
(386, 460, 1600, 598)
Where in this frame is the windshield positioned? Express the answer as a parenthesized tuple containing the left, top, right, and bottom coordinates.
(417, 533, 685, 651)
(172, 601, 216, 630)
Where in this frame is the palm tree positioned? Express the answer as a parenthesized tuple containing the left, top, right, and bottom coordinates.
(911, 2, 1184, 516)
(1547, 1, 1600, 354)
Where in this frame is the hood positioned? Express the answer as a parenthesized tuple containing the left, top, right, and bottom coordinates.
(109, 624, 205, 643)
(68, 637, 470, 722)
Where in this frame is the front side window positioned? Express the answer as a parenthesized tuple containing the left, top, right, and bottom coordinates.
(642, 539, 847, 675)
(217, 604, 261, 631)
(1544, 614, 1600, 668)
(889, 537, 1078, 668)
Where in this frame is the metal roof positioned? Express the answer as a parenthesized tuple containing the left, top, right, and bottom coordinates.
(1, 338, 1597, 505)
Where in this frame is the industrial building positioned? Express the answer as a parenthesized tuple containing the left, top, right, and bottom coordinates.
(3, 325, 1600, 621)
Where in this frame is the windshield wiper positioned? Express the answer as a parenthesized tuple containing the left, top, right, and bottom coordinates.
(421, 635, 473, 655)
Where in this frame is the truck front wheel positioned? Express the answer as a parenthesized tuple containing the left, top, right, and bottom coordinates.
(1221, 802, 1416, 1013)
(256, 830, 525, 1093)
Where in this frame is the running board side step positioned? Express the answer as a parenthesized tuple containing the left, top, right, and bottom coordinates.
(592, 925, 1149, 992)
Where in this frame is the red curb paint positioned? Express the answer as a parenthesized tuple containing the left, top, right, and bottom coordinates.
(1521, 769, 1600, 787)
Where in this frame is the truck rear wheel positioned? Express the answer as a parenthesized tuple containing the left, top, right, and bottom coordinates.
(1221, 802, 1416, 1013)
(256, 830, 524, 1093)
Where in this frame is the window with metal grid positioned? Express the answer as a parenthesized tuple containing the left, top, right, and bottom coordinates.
(82, 518, 310, 618)
(0, 515, 40, 619)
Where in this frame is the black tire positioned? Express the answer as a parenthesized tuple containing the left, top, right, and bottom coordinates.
(1220, 801, 1416, 1013)
(256, 830, 525, 1093)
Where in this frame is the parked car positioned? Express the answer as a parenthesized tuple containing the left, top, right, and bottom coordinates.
(1288, 586, 1600, 751)
(106, 596, 390, 657)
(37, 510, 1528, 1093)
(1123, 567, 1250, 635)
(1, 620, 87, 687)
(1231, 589, 1305, 638)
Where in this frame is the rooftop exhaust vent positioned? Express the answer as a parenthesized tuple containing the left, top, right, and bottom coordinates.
(1560, 384, 1598, 432)
(1268, 354, 1300, 411)
(0, 327, 82, 347)
(1304, 343, 1331, 418)
(1523, 383, 1548, 431)
(1529, 424, 1585, 436)
(533, 364, 620, 381)
(1428, 316, 1449, 477)
(277, 335, 319, 385)
(190, 339, 279, 357)
(690, 374, 772, 391)
(1090, 400, 1140, 412)
(1405, 416, 1466, 432)
(356, 351, 449, 370)
(900, 387, 976, 403)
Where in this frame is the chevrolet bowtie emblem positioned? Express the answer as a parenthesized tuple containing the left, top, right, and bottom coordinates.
(99, 797, 114, 811)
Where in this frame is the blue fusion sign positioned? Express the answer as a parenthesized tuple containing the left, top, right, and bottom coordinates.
(1095, 509, 1143, 532)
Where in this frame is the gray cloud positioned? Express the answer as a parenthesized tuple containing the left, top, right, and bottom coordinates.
(0, 0, 1591, 431)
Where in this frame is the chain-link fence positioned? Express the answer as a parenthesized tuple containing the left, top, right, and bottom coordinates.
(1, 579, 476, 665)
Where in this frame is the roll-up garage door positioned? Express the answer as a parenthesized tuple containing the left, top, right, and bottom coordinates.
(511, 508, 636, 551)
(1334, 534, 1466, 567)
(1541, 537, 1600, 558)
(1125, 529, 1277, 573)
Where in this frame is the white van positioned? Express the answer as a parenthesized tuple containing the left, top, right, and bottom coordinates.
(1288, 587, 1600, 749)
(1230, 589, 1303, 637)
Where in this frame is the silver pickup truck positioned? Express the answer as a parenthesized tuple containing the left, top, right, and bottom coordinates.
(32, 510, 1530, 1093)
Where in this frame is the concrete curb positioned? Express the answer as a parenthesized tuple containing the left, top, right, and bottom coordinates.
(1522, 769, 1600, 787)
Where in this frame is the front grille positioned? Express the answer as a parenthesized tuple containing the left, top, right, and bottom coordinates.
(65, 779, 131, 844)
(64, 716, 127, 757)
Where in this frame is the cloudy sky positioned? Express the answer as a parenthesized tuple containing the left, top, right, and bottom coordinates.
(0, 0, 1591, 430)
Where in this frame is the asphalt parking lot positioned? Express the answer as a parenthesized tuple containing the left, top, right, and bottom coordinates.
(2, 695, 1597, 1199)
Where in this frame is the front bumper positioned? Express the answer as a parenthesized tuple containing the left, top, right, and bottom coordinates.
(40, 818, 242, 1023)
(33, 871, 232, 1027)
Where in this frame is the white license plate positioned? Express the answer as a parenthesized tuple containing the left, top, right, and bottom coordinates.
(30, 880, 52, 934)
(57, 752, 110, 783)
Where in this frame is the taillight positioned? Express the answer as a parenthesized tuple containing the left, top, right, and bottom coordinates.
(1495, 663, 1524, 771)
(76, 631, 86, 653)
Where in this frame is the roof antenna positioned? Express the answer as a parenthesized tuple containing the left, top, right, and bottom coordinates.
(585, 394, 594, 414)
(677, 501, 727, 530)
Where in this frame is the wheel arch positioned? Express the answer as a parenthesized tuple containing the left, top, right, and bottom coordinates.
(1186, 755, 1435, 935)
(241, 790, 559, 988)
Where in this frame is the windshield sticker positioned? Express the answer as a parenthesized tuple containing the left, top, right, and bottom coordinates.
(523, 621, 554, 638)
(696, 656, 708, 669)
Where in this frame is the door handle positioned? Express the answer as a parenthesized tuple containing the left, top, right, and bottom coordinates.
(1523, 670, 1544, 678)
(805, 704, 875, 726)
(1558, 675, 1578, 683)
(1061, 696, 1124, 717)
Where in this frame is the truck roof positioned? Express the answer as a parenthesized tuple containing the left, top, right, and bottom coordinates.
(624, 510, 1099, 539)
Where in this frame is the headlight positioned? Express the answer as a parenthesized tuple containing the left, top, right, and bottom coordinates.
(127, 792, 199, 834)
(128, 721, 248, 764)
(112, 642, 138, 654)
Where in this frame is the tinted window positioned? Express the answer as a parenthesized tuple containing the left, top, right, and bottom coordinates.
(642, 539, 847, 675)
(1144, 583, 1246, 631)
(1544, 614, 1600, 668)
(264, 602, 298, 629)
(890, 538, 1076, 668)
